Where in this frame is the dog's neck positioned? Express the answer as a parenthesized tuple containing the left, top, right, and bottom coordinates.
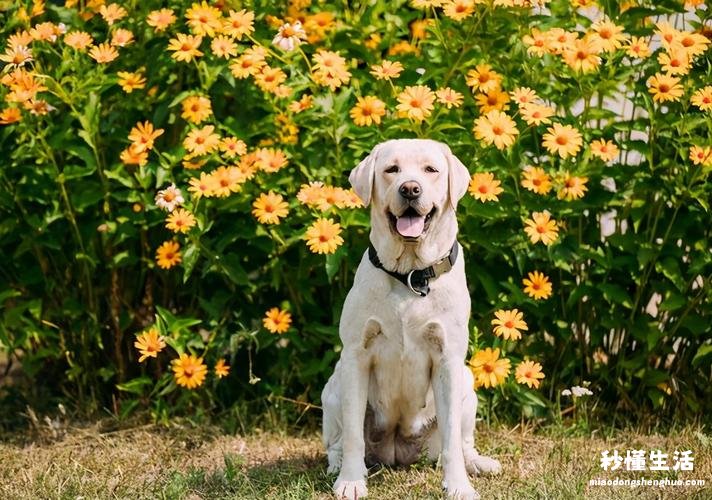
(369, 209, 458, 274)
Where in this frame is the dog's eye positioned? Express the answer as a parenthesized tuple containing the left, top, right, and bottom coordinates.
(424, 166, 439, 173)
(384, 165, 400, 174)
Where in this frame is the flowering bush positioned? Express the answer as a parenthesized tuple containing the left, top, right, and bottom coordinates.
(1, 0, 711, 423)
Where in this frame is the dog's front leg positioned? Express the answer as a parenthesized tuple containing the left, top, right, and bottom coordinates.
(429, 326, 478, 499)
(332, 347, 369, 499)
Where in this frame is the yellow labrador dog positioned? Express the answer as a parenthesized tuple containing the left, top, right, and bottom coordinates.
(322, 139, 501, 499)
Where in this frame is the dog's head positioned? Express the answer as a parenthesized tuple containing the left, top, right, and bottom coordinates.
(349, 139, 470, 243)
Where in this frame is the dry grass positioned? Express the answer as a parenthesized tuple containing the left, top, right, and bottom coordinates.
(1, 423, 710, 499)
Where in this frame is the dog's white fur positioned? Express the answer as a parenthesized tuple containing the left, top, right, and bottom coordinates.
(322, 139, 501, 499)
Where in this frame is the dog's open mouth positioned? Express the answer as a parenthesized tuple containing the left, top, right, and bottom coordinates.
(388, 206, 436, 239)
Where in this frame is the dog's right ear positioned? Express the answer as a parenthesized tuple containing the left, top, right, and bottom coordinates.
(349, 144, 381, 207)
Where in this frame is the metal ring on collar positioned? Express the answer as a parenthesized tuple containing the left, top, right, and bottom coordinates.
(406, 270, 427, 297)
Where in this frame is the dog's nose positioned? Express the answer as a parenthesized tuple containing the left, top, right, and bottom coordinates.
(399, 181, 422, 200)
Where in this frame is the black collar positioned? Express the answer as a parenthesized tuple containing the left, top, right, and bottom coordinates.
(368, 241, 459, 297)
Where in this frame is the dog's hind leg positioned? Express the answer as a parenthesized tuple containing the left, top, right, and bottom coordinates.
(322, 363, 343, 474)
(461, 367, 501, 476)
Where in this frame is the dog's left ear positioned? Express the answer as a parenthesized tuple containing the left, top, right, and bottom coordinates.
(441, 144, 471, 208)
(349, 144, 381, 206)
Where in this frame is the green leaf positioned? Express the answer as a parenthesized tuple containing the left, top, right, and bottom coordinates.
(692, 344, 712, 368)
(600, 283, 633, 309)
(182, 243, 200, 283)
(116, 376, 153, 395)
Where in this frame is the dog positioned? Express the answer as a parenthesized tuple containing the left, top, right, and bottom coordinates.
(321, 139, 501, 499)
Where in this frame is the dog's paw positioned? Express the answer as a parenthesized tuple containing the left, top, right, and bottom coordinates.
(467, 454, 502, 476)
(443, 479, 480, 500)
(327, 450, 342, 474)
(333, 478, 367, 499)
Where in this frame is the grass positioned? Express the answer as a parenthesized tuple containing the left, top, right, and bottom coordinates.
(1, 420, 710, 499)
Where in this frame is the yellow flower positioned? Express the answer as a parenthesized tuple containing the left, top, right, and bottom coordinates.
(111, 28, 134, 47)
(655, 21, 679, 52)
(156, 240, 181, 269)
(396, 85, 435, 122)
(522, 271, 553, 300)
(589, 19, 627, 53)
(185, 1, 222, 37)
(252, 191, 289, 224)
(658, 49, 690, 76)
(214, 359, 230, 378)
(515, 360, 545, 388)
(312, 50, 351, 91)
(120, 144, 148, 166)
(181, 95, 212, 124)
(465, 64, 501, 93)
(165, 208, 196, 234)
(134, 328, 166, 362)
(219, 137, 247, 158)
(210, 166, 243, 197)
(128, 121, 164, 152)
(468, 172, 503, 202)
(520, 102, 554, 126)
(475, 88, 510, 113)
(255, 148, 289, 173)
(691, 86, 712, 111)
(184, 125, 220, 156)
(305, 218, 344, 254)
(230, 49, 266, 78)
(672, 31, 710, 59)
(524, 211, 559, 246)
(523, 28, 550, 57)
(468, 348, 511, 389)
(491, 309, 528, 341)
(0, 45, 33, 69)
(521, 166, 552, 195)
(64, 31, 93, 50)
(0, 107, 22, 125)
(435, 87, 464, 109)
(689, 146, 712, 166)
(562, 37, 601, 73)
(89, 42, 119, 64)
(473, 110, 519, 150)
(117, 71, 146, 93)
(388, 41, 419, 56)
(443, 0, 476, 21)
(510, 87, 538, 107)
(210, 35, 238, 59)
(171, 353, 208, 389)
(147, 8, 176, 32)
(222, 9, 255, 40)
(625, 36, 651, 58)
(558, 172, 588, 201)
(370, 60, 404, 81)
(263, 307, 292, 334)
(188, 172, 217, 198)
(589, 139, 619, 162)
(167, 33, 203, 62)
(542, 123, 582, 159)
(289, 94, 313, 113)
(546, 28, 578, 55)
(410, 18, 433, 40)
(254, 66, 287, 93)
(350, 96, 386, 126)
(647, 73, 683, 103)
(99, 3, 127, 25)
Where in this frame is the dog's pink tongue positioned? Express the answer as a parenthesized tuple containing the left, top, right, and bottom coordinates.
(396, 215, 425, 238)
